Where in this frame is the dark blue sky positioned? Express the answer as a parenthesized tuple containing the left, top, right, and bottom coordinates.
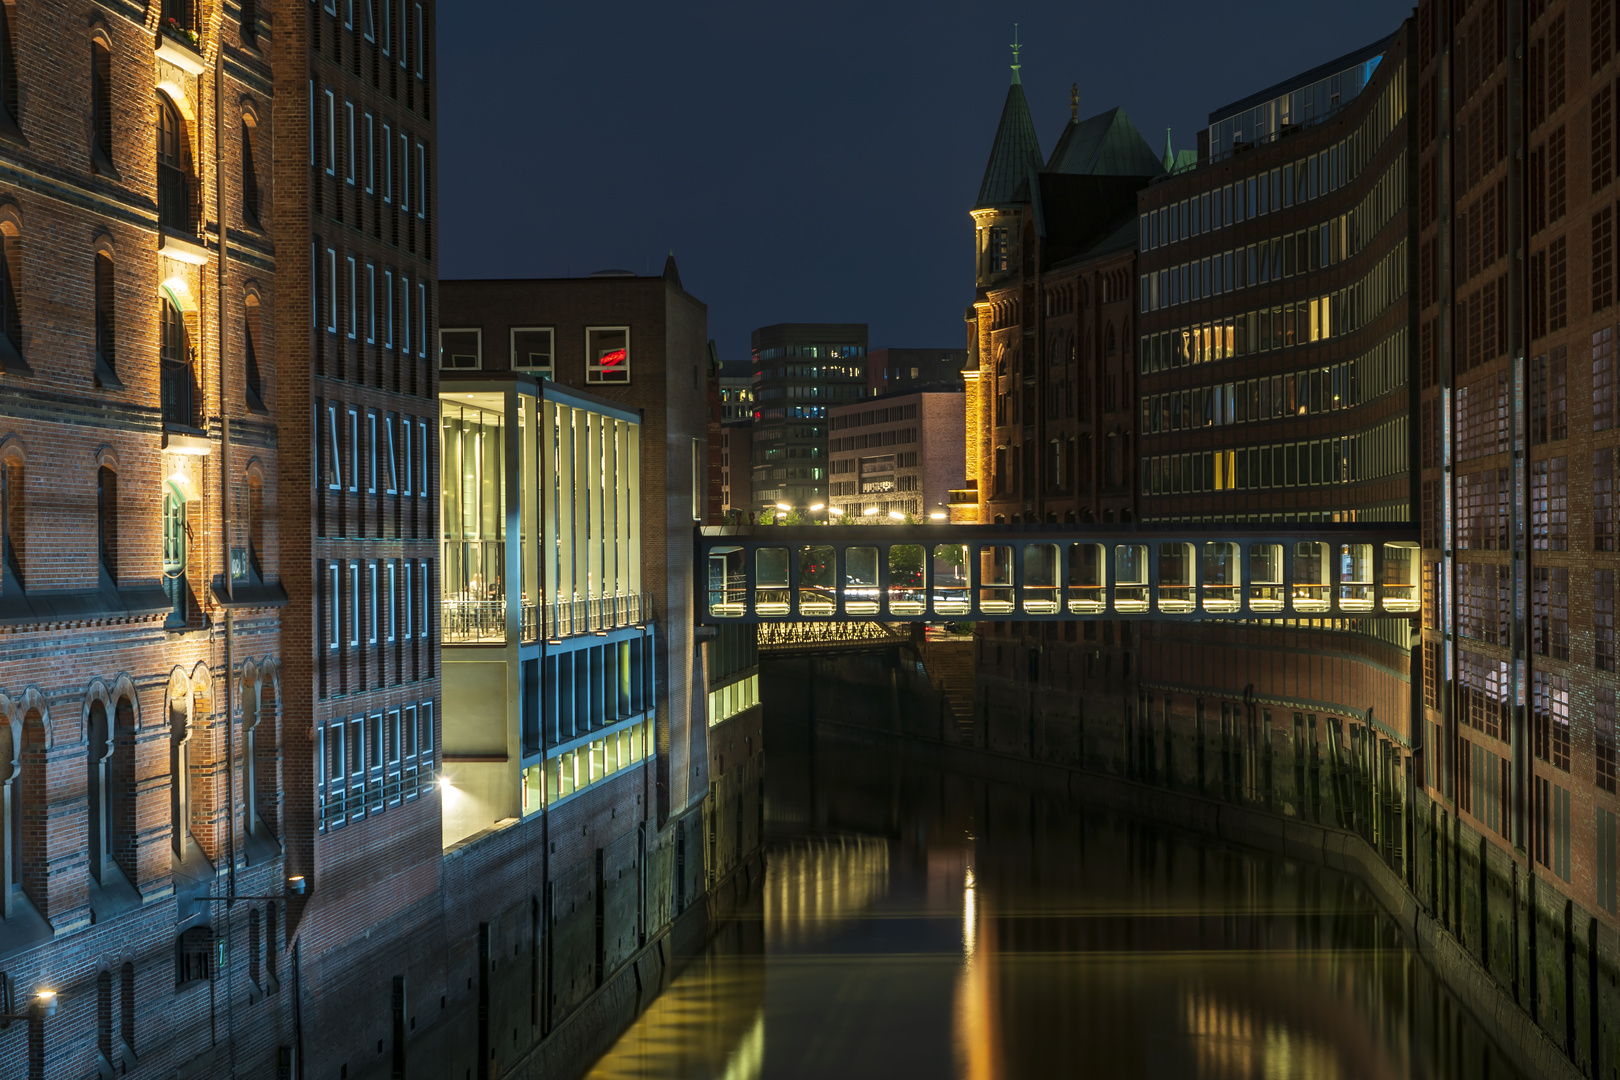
(437, 1, 1412, 366)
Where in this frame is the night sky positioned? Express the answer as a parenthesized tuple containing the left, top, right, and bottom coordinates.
(437, 1, 1412, 367)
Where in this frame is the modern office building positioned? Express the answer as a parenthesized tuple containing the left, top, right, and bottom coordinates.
(829, 390, 966, 521)
(1132, 26, 1417, 796)
(719, 359, 754, 422)
(749, 322, 868, 512)
(865, 347, 970, 396)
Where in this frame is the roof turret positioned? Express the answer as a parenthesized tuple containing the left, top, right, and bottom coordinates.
(973, 32, 1045, 209)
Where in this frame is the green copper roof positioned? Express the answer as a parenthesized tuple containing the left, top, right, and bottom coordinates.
(1045, 106, 1165, 178)
(1162, 128, 1175, 172)
(1173, 148, 1199, 173)
(975, 79, 1045, 209)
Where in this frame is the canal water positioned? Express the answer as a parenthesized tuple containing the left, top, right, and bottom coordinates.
(587, 726, 1523, 1080)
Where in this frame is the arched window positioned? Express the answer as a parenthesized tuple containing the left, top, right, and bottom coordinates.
(98, 464, 117, 582)
(91, 41, 113, 172)
(156, 94, 190, 232)
(0, 718, 15, 916)
(1, 452, 21, 593)
(244, 293, 265, 411)
(246, 470, 264, 577)
(248, 907, 261, 987)
(241, 119, 260, 226)
(0, 4, 18, 127)
(87, 701, 111, 884)
(160, 296, 191, 428)
(96, 970, 113, 1066)
(111, 695, 137, 882)
(162, 482, 187, 626)
(119, 962, 135, 1050)
(168, 677, 190, 855)
(0, 219, 24, 370)
(94, 252, 119, 387)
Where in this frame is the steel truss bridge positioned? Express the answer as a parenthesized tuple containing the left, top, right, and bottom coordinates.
(697, 524, 1420, 625)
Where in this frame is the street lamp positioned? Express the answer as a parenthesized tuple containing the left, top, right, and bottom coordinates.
(208, 875, 308, 905)
(0, 989, 57, 1025)
(888, 511, 905, 521)
(828, 507, 845, 516)
(863, 506, 880, 516)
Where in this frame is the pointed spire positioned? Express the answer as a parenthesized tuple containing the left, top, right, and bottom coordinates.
(662, 251, 682, 289)
(1070, 84, 1079, 124)
(1162, 128, 1175, 172)
(975, 49, 1045, 209)
(1010, 23, 1022, 84)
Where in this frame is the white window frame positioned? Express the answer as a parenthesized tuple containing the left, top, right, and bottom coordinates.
(585, 325, 631, 384)
(384, 270, 394, 347)
(346, 408, 359, 493)
(399, 132, 409, 212)
(380, 0, 390, 53)
(439, 327, 481, 371)
(324, 90, 335, 175)
(418, 419, 428, 500)
(365, 113, 375, 192)
(382, 123, 392, 202)
(366, 263, 376, 342)
(416, 142, 426, 219)
(385, 412, 398, 493)
(326, 248, 338, 331)
(367, 411, 378, 493)
(418, 282, 427, 357)
(400, 413, 412, 496)
(402, 275, 411, 350)
(327, 562, 339, 650)
(421, 702, 434, 767)
(344, 0, 354, 28)
(386, 560, 397, 642)
(345, 101, 355, 182)
(368, 561, 379, 645)
(308, 81, 315, 166)
(417, 560, 428, 639)
(414, 3, 425, 76)
(326, 404, 342, 490)
(346, 256, 357, 338)
(348, 561, 360, 647)
(511, 327, 554, 374)
(364, 0, 376, 41)
(403, 559, 413, 639)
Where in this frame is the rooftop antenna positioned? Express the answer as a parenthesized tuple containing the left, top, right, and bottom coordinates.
(1010, 24, 1022, 83)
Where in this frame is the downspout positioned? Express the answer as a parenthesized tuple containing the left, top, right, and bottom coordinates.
(214, 33, 240, 1072)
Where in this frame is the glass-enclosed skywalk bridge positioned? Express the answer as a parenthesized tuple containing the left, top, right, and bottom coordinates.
(698, 524, 1420, 624)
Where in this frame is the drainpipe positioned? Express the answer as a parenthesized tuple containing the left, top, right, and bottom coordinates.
(213, 33, 240, 1073)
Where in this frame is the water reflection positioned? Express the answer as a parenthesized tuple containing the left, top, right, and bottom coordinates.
(587, 731, 1522, 1080)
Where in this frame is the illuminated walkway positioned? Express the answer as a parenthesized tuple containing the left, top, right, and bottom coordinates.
(698, 524, 1419, 623)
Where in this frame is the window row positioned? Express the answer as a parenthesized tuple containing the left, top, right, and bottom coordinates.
(833, 403, 918, 429)
(1140, 241, 1408, 374)
(1143, 329, 1407, 436)
(1142, 153, 1405, 315)
(311, 79, 429, 218)
(829, 427, 916, 452)
(317, 700, 435, 830)
(1140, 416, 1409, 497)
(1144, 139, 1360, 250)
(534, 719, 648, 810)
(438, 325, 626, 384)
(320, 557, 430, 653)
(312, 243, 428, 357)
(321, 401, 429, 498)
(316, 0, 430, 79)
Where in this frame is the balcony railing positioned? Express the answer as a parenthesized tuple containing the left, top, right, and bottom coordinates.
(441, 591, 649, 644)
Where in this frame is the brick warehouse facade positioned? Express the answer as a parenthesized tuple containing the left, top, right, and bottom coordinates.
(0, 5, 757, 1079)
(960, 8, 1620, 1075)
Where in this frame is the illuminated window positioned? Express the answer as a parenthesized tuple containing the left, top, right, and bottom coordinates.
(586, 326, 630, 384)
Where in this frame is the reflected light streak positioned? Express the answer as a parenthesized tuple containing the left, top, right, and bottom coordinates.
(764, 836, 890, 948)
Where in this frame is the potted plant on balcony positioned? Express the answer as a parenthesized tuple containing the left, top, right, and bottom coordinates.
(163, 16, 200, 50)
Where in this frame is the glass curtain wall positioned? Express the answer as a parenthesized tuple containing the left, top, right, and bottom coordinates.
(541, 397, 641, 636)
(441, 400, 505, 641)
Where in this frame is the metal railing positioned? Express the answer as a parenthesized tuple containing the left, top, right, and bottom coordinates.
(442, 591, 649, 644)
(757, 621, 910, 653)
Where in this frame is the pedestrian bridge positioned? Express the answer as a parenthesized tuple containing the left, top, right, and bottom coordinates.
(697, 523, 1420, 624)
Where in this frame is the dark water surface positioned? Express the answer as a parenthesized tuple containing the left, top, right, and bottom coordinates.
(588, 727, 1522, 1080)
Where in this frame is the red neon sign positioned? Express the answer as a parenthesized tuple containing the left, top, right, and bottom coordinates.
(597, 347, 627, 368)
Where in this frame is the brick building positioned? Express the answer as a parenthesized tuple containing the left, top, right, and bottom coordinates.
(864, 346, 970, 396)
(962, 59, 1164, 756)
(828, 389, 965, 521)
(0, 0, 442, 1077)
(961, 9, 1620, 1073)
